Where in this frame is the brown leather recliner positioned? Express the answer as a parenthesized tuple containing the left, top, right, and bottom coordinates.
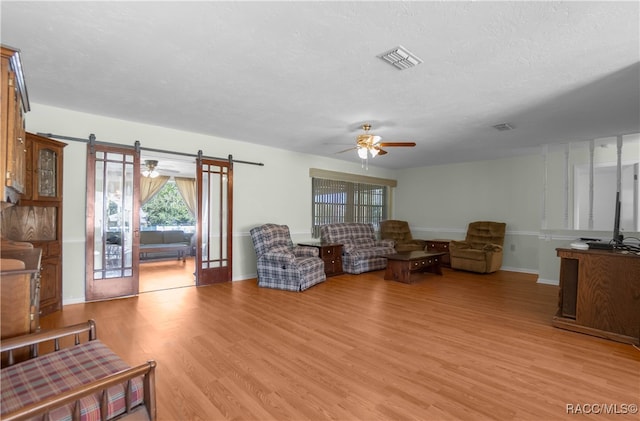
(379, 220, 427, 252)
(449, 221, 506, 273)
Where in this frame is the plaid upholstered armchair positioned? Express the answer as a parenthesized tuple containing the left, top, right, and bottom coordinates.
(250, 224, 326, 291)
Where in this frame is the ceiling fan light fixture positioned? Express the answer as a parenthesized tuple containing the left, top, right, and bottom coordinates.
(370, 148, 380, 157)
(357, 147, 369, 160)
(142, 170, 159, 178)
(142, 160, 160, 178)
(378, 45, 423, 70)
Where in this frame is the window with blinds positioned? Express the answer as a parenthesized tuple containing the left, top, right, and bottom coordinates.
(311, 177, 388, 238)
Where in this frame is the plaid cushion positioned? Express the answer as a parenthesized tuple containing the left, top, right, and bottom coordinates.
(292, 245, 319, 258)
(1, 340, 144, 421)
(343, 255, 389, 274)
(352, 237, 375, 248)
(320, 223, 376, 244)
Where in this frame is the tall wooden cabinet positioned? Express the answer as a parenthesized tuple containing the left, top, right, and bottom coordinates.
(1, 45, 29, 203)
(2, 133, 66, 316)
(21, 133, 66, 316)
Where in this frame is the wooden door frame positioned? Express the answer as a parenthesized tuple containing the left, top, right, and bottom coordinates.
(195, 153, 233, 285)
(85, 142, 140, 300)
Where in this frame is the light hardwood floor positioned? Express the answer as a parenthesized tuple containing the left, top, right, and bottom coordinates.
(40, 269, 639, 421)
(139, 257, 195, 293)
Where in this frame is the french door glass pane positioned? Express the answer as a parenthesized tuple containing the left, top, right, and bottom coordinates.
(94, 152, 135, 279)
(201, 163, 228, 269)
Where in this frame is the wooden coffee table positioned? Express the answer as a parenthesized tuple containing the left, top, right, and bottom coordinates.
(382, 251, 446, 284)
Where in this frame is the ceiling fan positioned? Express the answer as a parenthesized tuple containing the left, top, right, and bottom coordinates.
(141, 160, 160, 178)
(338, 124, 416, 159)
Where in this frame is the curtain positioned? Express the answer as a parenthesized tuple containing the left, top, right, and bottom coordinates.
(140, 175, 170, 205)
(175, 177, 197, 217)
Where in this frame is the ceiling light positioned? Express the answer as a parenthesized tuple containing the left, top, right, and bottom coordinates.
(357, 147, 369, 160)
(378, 46, 423, 70)
(142, 160, 159, 178)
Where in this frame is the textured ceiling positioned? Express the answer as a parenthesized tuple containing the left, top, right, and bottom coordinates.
(1, 1, 639, 170)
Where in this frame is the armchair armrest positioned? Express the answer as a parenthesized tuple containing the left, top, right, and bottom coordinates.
(377, 239, 395, 248)
(261, 251, 296, 266)
(482, 244, 503, 252)
(292, 245, 319, 258)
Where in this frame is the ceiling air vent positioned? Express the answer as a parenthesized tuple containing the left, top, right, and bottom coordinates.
(377, 46, 423, 70)
(492, 123, 514, 131)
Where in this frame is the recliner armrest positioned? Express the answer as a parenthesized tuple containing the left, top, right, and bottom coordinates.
(377, 239, 395, 248)
(261, 252, 296, 265)
(482, 244, 503, 252)
(292, 245, 319, 258)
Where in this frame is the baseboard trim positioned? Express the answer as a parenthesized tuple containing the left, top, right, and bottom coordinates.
(536, 278, 559, 286)
(62, 297, 86, 306)
(500, 266, 538, 274)
(233, 273, 256, 282)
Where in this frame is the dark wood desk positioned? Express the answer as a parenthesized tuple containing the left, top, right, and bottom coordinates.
(554, 248, 640, 345)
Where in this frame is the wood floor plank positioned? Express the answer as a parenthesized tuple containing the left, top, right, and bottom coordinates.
(38, 268, 640, 420)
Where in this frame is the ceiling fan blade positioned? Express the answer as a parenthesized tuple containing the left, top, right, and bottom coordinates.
(335, 146, 357, 154)
(378, 142, 416, 147)
(377, 148, 388, 155)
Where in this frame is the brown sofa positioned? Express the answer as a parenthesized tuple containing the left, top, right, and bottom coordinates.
(449, 221, 506, 273)
(379, 220, 427, 252)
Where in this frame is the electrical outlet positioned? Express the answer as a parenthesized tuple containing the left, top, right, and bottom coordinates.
(510, 244, 516, 252)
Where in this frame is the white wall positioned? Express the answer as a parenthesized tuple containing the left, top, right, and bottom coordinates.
(26, 103, 633, 304)
(26, 104, 397, 304)
(394, 155, 543, 273)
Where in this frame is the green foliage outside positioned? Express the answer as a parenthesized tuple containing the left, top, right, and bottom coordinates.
(142, 182, 195, 226)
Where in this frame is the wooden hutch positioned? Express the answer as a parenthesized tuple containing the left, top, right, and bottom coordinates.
(1, 45, 66, 318)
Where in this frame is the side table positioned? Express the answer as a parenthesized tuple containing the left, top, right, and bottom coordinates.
(298, 242, 343, 277)
(426, 239, 451, 267)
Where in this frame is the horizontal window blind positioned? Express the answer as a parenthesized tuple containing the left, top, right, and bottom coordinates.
(312, 177, 388, 238)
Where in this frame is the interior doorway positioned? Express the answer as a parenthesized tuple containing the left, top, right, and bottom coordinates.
(138, 151, 197, 293)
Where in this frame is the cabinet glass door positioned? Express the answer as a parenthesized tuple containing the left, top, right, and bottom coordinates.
(37, 148, 57, 197)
